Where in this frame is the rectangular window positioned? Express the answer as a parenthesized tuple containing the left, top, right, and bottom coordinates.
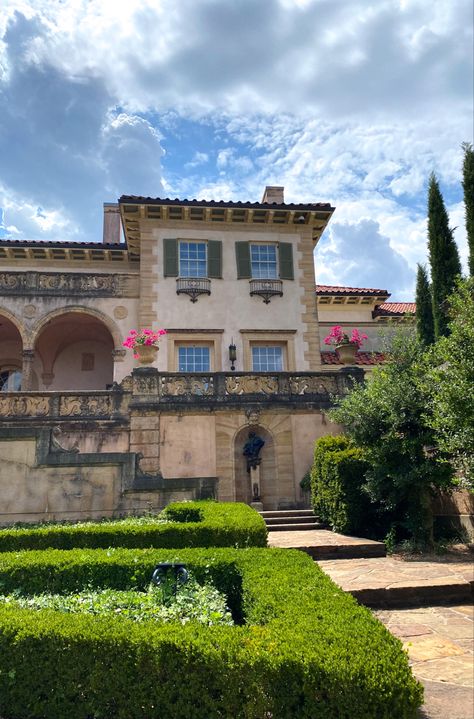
(178, 346, 211, 372)
(179, 241, 207, 278)
(250, 244, 277, 279)
(251, 346, 283, 372)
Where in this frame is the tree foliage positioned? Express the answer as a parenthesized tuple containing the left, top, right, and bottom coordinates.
(462, 142, 474, 276)
(415, 264, 434, 345)
(424, 279, 474, 487)
(329, 332, 453, 543)
(427, 173, 462, 338)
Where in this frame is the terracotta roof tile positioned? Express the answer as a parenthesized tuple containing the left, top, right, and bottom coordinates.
(316, 284, 390, 296)
(119, 195, 334, 211)
(321, 351, 385, 365)
(0, 239, 123, 249)
(373, 302, 416, 317)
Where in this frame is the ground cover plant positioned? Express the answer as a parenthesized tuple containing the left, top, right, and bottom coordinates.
(0, 501, 267, 551)
(0, 576, 234, 626)
(0, 546, 423, 719)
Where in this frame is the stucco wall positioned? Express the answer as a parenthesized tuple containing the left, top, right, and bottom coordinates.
(159, 415, 217, 478)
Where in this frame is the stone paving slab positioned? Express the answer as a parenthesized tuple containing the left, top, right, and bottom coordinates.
(317, 555, 474, 606)
(267, 528, 386, 558)
(374, 605, 474, 719)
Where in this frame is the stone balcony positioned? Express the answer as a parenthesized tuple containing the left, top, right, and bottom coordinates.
(0, 368, 364, 422)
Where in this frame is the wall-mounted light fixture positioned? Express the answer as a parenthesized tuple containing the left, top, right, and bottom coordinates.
(228, 340, 237, 371)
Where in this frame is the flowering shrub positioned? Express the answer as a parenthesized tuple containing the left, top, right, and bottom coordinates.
(323, 325, 368, 349)
(123, 328, 167, 359)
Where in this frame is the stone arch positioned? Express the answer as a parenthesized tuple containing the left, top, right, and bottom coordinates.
(233, 424, 277, 509)
(0, 308, 27, 347)
(30, 305, 122, 350)
(31, 306, 119, 391)
(0, 311, 25, 391)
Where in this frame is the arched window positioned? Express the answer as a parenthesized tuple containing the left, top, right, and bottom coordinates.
(0, 368, 22, 392)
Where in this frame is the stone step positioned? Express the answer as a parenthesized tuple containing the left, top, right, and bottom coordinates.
(259, 509, 315, 518)
(268, 528, 387, 559)
(264, 515, 320, 525)
(317, 556, 474, 608)
(267, 522, 325, 531)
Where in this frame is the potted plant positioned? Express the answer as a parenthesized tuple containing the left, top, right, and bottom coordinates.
(123, 328, 167, 365)
(323, 326, 368, 365)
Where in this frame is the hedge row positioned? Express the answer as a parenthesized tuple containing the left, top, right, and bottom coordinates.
(311, 435, 377, 535)
(0, 547, 423, 718)
(0, 501, 267, 552)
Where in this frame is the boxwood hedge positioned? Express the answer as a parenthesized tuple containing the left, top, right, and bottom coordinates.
(0, 547, 423, 718)
(0, 501, 267, 552)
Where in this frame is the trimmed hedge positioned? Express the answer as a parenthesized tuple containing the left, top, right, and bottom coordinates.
(0, 501, 267, 552)
(311, 435, 374, 535)
(0, 547, 422, 718)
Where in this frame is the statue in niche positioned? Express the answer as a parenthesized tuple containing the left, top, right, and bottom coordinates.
(243, 431, 265, 473)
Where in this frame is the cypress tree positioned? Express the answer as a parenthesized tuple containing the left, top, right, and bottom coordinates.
(427, 173, 462, 338)
(462, 142, 474, 276)
(415, 264, 434, 345)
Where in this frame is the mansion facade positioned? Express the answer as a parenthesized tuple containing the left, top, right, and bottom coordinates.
(0, 187, 413, 524)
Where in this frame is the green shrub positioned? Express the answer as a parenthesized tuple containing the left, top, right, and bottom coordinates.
(0, 501, 267, 552)
(311, 435, 381, 535)
(0, 547, 422, 718)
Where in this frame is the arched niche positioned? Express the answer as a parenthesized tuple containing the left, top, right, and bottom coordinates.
(233, 425, 276, 508)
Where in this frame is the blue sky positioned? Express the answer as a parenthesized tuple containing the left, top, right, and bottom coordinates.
(0, 0, 472, 299)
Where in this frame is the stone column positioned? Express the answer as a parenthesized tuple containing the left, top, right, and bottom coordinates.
(250, 464, 264, 511)
(21, 349, 35, 391)
(112, 348, 127, 383)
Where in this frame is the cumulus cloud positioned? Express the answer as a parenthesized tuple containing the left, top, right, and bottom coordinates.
(317, 219, 416, 300)
(0, 1, 471, 298)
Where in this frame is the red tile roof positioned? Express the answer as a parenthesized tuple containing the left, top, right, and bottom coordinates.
(316, 285, 390, 296)
(321, 351, 385, 365)
(119, 196, 334, 211)
(0, 239, 123, 249)
(373, 302, 416, 317)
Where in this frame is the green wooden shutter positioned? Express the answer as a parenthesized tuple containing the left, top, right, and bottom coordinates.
(207, 240, 222, 278)
(163, 238, 178, 277)
(235, 241, 251, 279)
(279, 242, 294, 280)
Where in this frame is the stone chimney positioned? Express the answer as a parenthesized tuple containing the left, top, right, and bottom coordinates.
(103, 203, 122, 245)
(261, 186, 285, 204)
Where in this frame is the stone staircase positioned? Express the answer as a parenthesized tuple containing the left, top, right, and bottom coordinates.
(259, 509, 325, 532)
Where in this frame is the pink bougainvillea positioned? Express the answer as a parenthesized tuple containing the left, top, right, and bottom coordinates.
(123, 328, 167, 359)
(323, 326, 368, 349)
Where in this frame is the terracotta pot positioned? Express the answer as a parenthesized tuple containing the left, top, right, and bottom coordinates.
(135, 344, 158, 365)
(336, 342, 358, 365)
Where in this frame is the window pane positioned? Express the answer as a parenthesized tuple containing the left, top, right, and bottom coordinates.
(251, 346, 283, 372)
(179, 242, 207, 277)
(178, 347, 210, 372)
(250, 244, 277, 279)
(0, 369, 22, 392)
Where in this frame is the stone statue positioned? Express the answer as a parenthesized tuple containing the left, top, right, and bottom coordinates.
(243, 431, 265, 473)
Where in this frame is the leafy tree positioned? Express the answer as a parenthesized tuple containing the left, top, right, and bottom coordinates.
(415, 264, 434, 345)
(330, 332, 453, 544)
(427, 173, 462, 338)
(425, 279, 474, 487)
(462, 142, 474, 276)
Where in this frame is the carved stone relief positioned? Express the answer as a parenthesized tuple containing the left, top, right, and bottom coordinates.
(225, 375, 278, 395)
(0, 395, 50, 417)
(113, 305, 128, 319)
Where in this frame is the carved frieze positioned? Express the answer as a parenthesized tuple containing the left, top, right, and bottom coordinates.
(59, 395, 112, 417)
(161, 376, 214, 397)
(289, 375, 338, 396)
(225, 375, 279, 395)
(0, 271, 127, 297)
(0, 395, 50, 417)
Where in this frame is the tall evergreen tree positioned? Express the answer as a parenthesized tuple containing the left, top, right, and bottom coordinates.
(462, 142, 474, 276)
(427, 172, 462, 338)
(415, 264, 434, 345)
